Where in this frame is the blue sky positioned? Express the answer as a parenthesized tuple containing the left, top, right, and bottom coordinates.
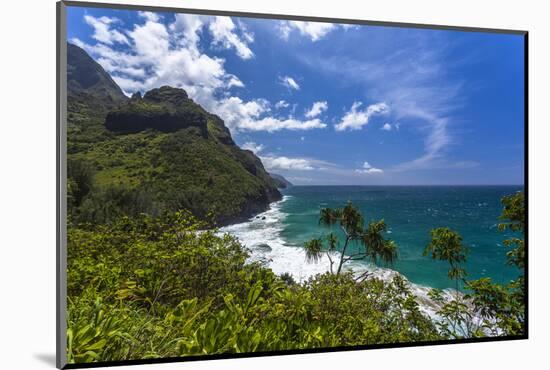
(67, 6, 525, 185)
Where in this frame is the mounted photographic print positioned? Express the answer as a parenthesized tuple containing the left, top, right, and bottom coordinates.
(56, 1, 527, 368)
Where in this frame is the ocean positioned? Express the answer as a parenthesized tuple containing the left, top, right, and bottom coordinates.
(220, 185, 523, 293)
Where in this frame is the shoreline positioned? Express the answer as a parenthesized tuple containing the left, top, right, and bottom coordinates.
(218, 196, 467, 321)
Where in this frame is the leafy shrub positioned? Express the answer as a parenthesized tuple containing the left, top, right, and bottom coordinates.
(67, 211, 443, 363)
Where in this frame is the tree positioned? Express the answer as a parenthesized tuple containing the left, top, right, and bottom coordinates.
(304, 202, 398, 275)
(424, 227, 468, 298)
(426, 191, 526, 338)
(67, 158, 95, 207)
(424, 227, 472, 337)
(465, 191, 525, 336)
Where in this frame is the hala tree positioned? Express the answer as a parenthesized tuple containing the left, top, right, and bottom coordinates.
(304, 202, 398, 275)
(424, 228, 472, 337)
(426, 191, 526, 338)
(423, 227, 468, 299)
(464, 191, 526, 336)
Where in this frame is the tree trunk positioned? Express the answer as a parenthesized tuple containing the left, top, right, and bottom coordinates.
(336, 236, 350, 275)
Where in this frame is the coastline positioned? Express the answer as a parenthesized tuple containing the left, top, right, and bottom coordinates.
(218, 196, 462, 320)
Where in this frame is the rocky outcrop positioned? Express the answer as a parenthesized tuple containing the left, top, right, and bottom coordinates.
(105, 87, 208, 135)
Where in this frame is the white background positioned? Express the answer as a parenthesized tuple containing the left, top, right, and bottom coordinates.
(0, 0, 547, 369)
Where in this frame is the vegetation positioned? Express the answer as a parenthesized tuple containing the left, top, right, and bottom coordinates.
(67, 212, 441, 363)
(426, 191, 526, 338)
(304, 203, 397, 274)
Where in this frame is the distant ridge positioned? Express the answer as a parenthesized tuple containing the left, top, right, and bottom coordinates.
(270, 173, 293, 189)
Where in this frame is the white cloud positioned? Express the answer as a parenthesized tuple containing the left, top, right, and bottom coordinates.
(241, 141, 265, 154)
(279, 21, 337, 42)
(215, 96, 326, 132)
(260, 156, 315, 171)
(275, 100, 289, 109)
(355, 161, 384, 174)
(246, 117, 325, 132)
(381, 123, 392, 131)
(169, 13, 205, 49)
(76, 13, 240, 98)
(74, 14, 328, 134)
(335, 102, 389, 131)
(279, 76, 300, 90)
(307, 33, 468, 170)
(208, 16, 254, 59)
(305, 101, 328, 118)
(138, 11, 160, 22)
(83, 15, 129, 45)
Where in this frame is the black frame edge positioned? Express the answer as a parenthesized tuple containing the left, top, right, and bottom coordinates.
(523, 32, 529, 339)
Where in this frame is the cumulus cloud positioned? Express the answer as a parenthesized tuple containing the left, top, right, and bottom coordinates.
(74, 14, 327, 134)
(279, 76, 300, 90)
(209, 16, 254, 59)
(138, 11, 160, 22)
(245, 117, 326, 132)
(305, 101, 328, 118)
(84, 15, 129, 45)
(215, 96, 326, 132)
(260, 156, 315, 171)
(335, 102, 389, 131)
(279, 20, 338, 41)
(241, 141, 265, 154)
(381, 123, 392, 131)
(355, 161, 383, 174)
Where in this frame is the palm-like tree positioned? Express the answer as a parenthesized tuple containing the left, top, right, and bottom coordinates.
(363, 220, 398, 266)
(305, 202, 399, 275)
(424, 227, 468, 299)
(304, 238, 323, 263)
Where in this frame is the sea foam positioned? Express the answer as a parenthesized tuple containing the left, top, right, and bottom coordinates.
(219, 197, 472, 322)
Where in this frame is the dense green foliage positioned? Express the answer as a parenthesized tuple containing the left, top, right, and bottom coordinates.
(67, 212, 441, 363)
(426, 191, 526, 338)
(305, 203, 397, 274)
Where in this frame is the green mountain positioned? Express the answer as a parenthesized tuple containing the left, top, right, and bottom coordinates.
(269, 173, 293, 189)
(66, 42, 281, 226)
(67, 42, 127, 107)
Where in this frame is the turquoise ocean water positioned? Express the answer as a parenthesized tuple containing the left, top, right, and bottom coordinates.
(222, 185, 523, 291)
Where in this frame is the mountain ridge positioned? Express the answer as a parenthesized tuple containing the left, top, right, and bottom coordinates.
(269, 173, 293, 189)
(66, 42, 281, 226)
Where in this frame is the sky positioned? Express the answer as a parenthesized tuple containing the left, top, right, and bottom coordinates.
(67, 6, 525, 185)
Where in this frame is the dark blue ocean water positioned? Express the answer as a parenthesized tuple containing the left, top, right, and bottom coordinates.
(279, 186, 523, 289)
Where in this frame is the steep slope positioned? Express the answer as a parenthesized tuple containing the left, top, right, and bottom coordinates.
(66, 45, 281, 225)
(270, 173, 293, 189)
(67, 42, 127, 106)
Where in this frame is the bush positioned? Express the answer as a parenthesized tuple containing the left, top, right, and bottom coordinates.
(67, 212, 443, 363)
